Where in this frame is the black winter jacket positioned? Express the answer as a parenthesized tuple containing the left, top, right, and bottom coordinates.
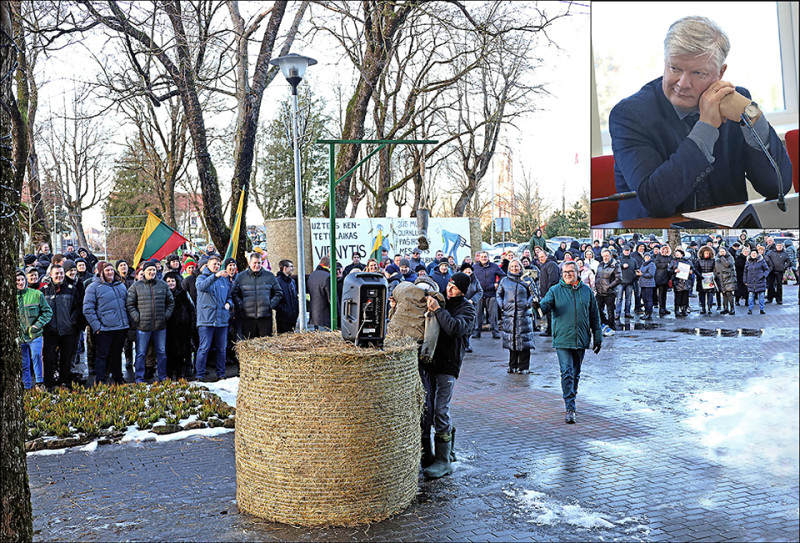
(275, 271, 300, 327)
(167, 285, 195, 334)
(429, 296, 476, 379)
(232, 268, 283, 320)
(126, 278, 174, 331)
(654, 254, 673, 285)
(41, 281, 82, 336)
(764, 249, 790, 273)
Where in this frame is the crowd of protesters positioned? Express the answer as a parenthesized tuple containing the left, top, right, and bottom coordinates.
(16, 231, 797, 392)
(16, 242, 292, 390)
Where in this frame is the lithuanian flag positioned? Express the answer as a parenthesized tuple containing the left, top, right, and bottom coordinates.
(133, 211, 188, 268)
(224, 186, 246, 261)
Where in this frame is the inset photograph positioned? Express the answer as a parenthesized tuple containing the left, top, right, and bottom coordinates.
(591, 2, 799, 229)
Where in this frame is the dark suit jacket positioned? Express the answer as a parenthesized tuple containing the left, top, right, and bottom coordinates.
(609, 77, 792, 220)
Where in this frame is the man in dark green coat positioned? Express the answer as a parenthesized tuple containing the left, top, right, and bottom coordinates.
(535, 261, 602, 424)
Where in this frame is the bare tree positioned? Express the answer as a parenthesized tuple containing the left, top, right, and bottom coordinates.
(41, 92, 108, 249)
(311, 0, 422, 217)
(52, 0, 305, 262)
(11, 0, 50, 246)
(0, 2, 33, 540)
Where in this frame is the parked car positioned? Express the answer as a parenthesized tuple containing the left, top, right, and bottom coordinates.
(493, 241, 520, 252)
(481, 242, 503, 262)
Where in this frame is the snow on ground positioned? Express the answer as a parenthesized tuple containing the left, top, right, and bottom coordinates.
(504, 487, 649, 536)
(684, 365, 800, 476)
(193, 377, 239, 408)
(27, 378, 240, 455)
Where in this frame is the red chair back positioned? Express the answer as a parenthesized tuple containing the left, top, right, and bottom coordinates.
(785, 129, 799, 193)
(591, 155, 618, 225)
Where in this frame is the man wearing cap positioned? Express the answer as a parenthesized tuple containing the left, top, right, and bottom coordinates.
(126, 260, 174, 382)
(422, 271, 476, 479)
(616, 245, 639, 320)
(535, 261, 602, 424)
(17, 268, 52, 389)
(409, 248, 423, 270)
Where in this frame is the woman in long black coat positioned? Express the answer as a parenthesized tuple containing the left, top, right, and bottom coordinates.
(163, 271, 196, 379)
(734, 246, 750, 305)
(496, 259, 537, 374)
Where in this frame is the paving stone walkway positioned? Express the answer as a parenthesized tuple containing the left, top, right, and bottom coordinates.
(28, 285, 800, 541)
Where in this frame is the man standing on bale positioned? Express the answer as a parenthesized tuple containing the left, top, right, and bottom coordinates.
(422, 272, 476, 480)
(535, 261, 602, 424)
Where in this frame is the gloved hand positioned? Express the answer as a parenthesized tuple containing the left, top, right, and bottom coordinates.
(593, 342, 602, 354)
(531, 300, 541, 311)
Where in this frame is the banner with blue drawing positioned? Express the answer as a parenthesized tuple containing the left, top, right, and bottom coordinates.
(309, 217, 471, 265)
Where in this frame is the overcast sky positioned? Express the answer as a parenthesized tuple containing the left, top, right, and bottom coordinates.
(36, 2, 590, 233)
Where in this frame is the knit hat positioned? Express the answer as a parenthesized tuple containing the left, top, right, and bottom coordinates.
(142, 260, 158, 272)
(414, 264, 426, 273)
(16, 267, 25, 278)
(460, 262, 474, 271)
(223, 257, 237, 269)
(62, 259, 76, 273)
(449, 272, 471, 295)
(115, 258, 129, 271)
(182, 256, 197, 269)
(23, 254, 36, 266)
(399, 258, 411, 268)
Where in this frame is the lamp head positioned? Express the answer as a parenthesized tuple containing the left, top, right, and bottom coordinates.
(269, 53, 317, 95)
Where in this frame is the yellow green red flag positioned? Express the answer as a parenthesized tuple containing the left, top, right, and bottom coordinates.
(133, 211, 188, 268)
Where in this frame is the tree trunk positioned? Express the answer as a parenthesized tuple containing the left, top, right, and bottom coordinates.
(334, 1, 419, 217)
(1, 2, 34, 540)
(12, 1, 49, 246)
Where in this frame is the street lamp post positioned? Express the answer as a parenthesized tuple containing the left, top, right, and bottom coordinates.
(270, 53, 317, 332)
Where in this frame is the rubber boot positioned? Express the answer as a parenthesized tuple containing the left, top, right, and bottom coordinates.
(421, 433, 435, 469)
(449, 426, 456, 462)
(423, 431, 453, 479)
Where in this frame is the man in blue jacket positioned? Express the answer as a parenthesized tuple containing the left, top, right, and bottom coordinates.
(195, 255, 233, 381)
(535, 261, 602, 424)
(609, 16, 791, 221)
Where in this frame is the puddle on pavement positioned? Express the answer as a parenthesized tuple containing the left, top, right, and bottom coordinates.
(617, 322, 664, 331)
(673, 327, 764, 337)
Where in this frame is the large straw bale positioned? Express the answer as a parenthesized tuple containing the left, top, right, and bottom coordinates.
(235, 332, 424, 526)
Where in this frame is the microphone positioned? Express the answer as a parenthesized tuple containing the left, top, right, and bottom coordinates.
(721, 90, 786, 213)
(591, 191, 638, 203)
(740, 113, 786, 212)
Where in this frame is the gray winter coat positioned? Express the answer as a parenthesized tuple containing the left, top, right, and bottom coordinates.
(307, 265, 331, 328)
(83, 277, 130, 332)
(713, 254, 737, 293)
(496, 273, 536, 352)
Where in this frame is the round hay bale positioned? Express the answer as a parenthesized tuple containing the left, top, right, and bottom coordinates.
(235, 332, 424, 526)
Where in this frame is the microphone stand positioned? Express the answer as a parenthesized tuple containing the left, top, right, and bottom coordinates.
(740, 113, 786, 212)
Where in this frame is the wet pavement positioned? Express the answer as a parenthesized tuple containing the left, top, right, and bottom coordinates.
(28, 285, 799, 541)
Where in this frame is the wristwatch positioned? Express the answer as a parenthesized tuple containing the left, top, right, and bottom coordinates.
(740, 101, 762, 126)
